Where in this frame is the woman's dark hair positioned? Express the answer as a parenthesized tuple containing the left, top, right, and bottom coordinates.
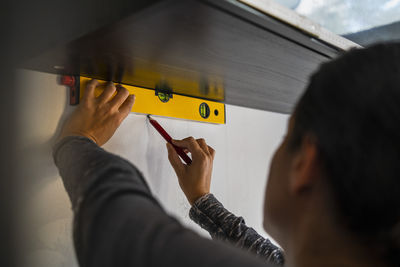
(288, 42, 400, 266)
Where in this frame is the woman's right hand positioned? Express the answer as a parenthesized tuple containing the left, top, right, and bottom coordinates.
(166, 137, 215, 205)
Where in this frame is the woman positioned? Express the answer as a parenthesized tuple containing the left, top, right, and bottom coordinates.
(55, 42, 400, 267)
(167, 43, 400, 267)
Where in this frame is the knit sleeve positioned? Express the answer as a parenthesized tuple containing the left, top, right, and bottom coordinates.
(189, 194, 284, 265)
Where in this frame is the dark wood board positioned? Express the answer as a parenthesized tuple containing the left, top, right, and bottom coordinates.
(22, 0, 339, 114)
(13, 0, 163, 64)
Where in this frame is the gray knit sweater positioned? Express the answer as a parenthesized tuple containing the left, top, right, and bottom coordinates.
(189, 194, 284, 265)
(53, 136, 281, 267)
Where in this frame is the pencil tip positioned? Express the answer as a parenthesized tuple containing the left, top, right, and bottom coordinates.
(147, 114, 152, 120)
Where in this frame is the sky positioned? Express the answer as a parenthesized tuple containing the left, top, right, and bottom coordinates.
(274, 0, 400, 34)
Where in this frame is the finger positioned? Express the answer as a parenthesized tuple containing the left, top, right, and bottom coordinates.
(83, 79, 98, 103)
(196, 138, 210, 155)
(208, 145, 216, 159)
(172, 137, 202, 153)
(98, 82, 116, 104)
(167, 143, 184, 175)
(119, 94, 135, 117)
(109, 85, 130, 109)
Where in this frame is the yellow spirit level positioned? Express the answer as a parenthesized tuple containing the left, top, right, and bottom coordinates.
(78, 77, 225, 124)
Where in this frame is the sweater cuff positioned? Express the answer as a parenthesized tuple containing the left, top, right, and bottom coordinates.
(189, 193, 225, 226)
(52, 135, 96, 165)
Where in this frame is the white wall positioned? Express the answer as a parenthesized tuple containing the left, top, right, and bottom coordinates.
(16, 69, 289, 267)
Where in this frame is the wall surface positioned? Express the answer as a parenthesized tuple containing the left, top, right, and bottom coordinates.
(16, 69, 289, 267)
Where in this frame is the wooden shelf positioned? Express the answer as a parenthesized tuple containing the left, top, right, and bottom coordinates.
(22, 0, 343, 114)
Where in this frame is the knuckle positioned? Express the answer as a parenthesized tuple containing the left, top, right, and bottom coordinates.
(95, 103, 104, 113)
(110, 104, 119, 113)
(106, 83, 116, 91)
(120, 87, 129, 95)
(116, 114, 124, 124)
(188, 136, 195, 142)
(101, 108, 111, 118)
(104, 105, 116, 116)
(198, 152, 207, 161)
(200, 160, 208, 169)
(87, 79, 97, 87)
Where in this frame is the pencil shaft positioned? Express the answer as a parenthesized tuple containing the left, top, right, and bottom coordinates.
(149, 117, 192, 165)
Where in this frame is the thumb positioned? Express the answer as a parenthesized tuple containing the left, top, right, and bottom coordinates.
(167, 143, 184, 175)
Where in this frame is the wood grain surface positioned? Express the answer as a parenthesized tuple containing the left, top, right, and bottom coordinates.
(22, 0, 339, 114)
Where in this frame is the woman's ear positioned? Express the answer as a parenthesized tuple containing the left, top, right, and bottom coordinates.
(289, 135, 319, 195)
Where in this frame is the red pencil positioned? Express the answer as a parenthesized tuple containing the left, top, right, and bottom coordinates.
(147, 115, 192, 165)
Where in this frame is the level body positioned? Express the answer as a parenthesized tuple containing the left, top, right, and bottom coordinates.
(79, 77, 225, 124)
